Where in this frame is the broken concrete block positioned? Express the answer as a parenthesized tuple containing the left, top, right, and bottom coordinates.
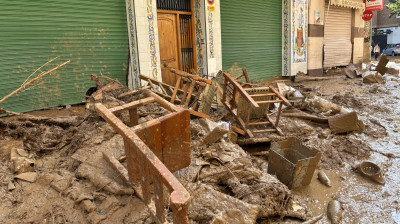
(81, 200, 96, 213)
(8, 181, 16, 191)
(5, 140, 36, 174)
(202, 126, 229, 145)
(15, 172, 37, 183)
(376, 55, 389, 75)
(187, 183, 260, 224)
(328, 112, 365, 134)
(50, 172, 74, 193)
(363, 72, 385, 84)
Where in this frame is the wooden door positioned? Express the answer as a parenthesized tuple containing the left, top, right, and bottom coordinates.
(158, 13, 180, 86)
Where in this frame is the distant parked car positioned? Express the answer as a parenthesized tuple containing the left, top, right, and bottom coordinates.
(383, 44, 400, 56)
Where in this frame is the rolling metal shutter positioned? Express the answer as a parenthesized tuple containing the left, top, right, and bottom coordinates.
(0, 0, 128, 112)
(323, 5, 352, 68)
(221, 0, 282, 81)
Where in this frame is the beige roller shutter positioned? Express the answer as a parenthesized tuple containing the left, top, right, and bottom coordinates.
(323, 5, 352, 68)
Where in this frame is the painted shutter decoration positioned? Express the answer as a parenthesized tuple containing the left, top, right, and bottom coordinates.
(0, 0, 128, 112)
(221, 0, 282, 81)
(323, 5, 352, 68)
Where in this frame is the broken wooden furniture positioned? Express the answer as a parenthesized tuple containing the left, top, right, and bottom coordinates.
(222, 72, 290, 138)
(139, 69, 215, 119)
(95, 89, 191, 224)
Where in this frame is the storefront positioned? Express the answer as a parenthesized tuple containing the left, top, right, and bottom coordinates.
(307, 0, 365, 76)
(220, 0, 283, 80)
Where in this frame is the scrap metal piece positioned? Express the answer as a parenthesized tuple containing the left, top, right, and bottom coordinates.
(268, 137, 321, 189)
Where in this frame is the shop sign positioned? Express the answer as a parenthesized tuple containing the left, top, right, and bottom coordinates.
(362, 10, 373, 21)
(207, 0, 215, 6)
(366, 0, 383, 11)
(330, 0, 364, 9)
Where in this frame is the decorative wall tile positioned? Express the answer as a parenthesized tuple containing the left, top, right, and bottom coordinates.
(146, 0, 158, 79)
(283, 0, 290, 76)
(292, 0, 308, 63)
(195, 0, 206, 76)
(125, 0, 140, 89)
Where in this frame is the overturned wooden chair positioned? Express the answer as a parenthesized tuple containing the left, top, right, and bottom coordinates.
(139, 69, 215, 119)
(95, 89, 191, 223)
(222, 72, 290, 138)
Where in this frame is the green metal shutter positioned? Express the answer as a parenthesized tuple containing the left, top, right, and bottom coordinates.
(221, 0, 282, 81)
(0, 0, 128, 112)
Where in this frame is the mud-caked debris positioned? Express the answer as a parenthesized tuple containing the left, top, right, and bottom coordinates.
(328, 112, 365, 134)
(15, 172, 37, 183)
(363, 71, 385, 84)
(302, 95, 342, 114)
(317, 170, 332, 187)
(76, 164, 134, 195)
(187, 183, 260, 224)
(80, 200, 96, 213)
(327, 200, 342, 224)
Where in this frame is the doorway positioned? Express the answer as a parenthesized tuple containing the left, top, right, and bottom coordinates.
(157, 0, 196, 86)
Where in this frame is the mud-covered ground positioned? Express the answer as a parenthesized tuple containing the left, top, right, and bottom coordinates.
(0, 63, 399, 223)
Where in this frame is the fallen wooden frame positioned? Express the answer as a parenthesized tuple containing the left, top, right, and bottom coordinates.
(222, 72, 290, 138)
(139, 69, 213, 119)
(95, 89, 191, 224)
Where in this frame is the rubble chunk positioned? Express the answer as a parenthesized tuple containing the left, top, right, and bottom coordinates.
(187, 183, 260, 224)
(328, 112, 365, 134)
(15, 172, 37, 183)
(202, 126, 229, 145)
(81, 200, 96, 213)
(8, 181, 16, 191)
(76, 164, 134, 195)
(363, 72, 385, 84)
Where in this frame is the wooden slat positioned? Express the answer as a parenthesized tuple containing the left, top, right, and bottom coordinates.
(171, 68, 212, 84)
(250, 93, 276, 97)
(268, 85, 290, 106)
(256, 100, 282, 104)
(252, 129, 278, 134)
(248, 121, 271, 126)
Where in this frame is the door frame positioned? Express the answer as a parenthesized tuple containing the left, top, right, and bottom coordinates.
(157, 0, 197, 73)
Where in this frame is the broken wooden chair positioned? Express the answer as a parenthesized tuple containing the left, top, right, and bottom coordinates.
(95, 89, 191, 224)
(140, 69, 214, 119)
(222, 72, 290, 138)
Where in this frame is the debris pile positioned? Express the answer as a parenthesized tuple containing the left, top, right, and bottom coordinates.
(0, 62, 399, 223)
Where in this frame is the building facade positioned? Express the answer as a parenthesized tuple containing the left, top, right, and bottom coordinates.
(307, 0, 365, 76)
(372, 0, 400, 46)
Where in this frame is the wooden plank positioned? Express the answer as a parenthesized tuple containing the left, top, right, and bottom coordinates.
(171, 76, 182, 103)
(250, 93, 276, 97)
(242, 67, 251, 83)
(252, 129, 278, 134)
(248, 121, 271, 126)
(161, 110, 191, 172)
(144, 89, 180, 112)
(268, 85, 290, 106)
(230, 126, 245, 136)
(188, 110, 211, 119)
(171, 69, 213, 84)
(256, 100, 282, 105)
(109, 97, 155, 114)
(184, 79, 196, 107)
